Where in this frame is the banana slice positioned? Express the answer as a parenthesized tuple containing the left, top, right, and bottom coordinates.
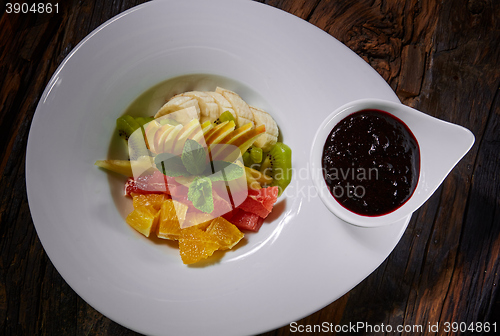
(215, 87, 254, 127)
(154, 106, 199, 130)
(155, 95, 200, 119)
(154, 88, 278, 152)
(250, 106, 278, 152)
(179, 91, 220, 123)
(207, 92, 237, 120)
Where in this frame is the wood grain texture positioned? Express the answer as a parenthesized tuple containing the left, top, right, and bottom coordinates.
(0, 0, 498, 335)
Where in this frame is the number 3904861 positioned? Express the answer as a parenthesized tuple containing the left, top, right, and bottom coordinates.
(6, 3, 59, 14)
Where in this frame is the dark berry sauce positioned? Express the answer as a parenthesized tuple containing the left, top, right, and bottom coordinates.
(322, 109, 420, 216)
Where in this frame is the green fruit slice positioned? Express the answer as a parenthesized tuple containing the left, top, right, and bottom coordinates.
(242, 146, 263, 167)
(116, 115, 141, 140)
(250, 146, 263, 163)
(116, 115, 153, 158)
(214, 111, 235, 125)
(260, 142, 292, 195)
(95, 160, 132, 176)
(135, 116, 154, 127)
(117, 115, 156, 140)
(128, 128, 150, 159)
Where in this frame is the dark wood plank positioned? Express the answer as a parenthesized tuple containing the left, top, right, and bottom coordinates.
(397, 44, 425, 98)
(264, 0, 321, 20)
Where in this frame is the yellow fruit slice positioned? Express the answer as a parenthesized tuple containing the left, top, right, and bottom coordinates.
(179, 226, 220, 264)
(183, 212, 214, 229)
(201, 120, 214, 137)
(204, 120, 236, 145)
(219, 122, 253, 145)
(94, 160, 133, 177)
(126, 205, 159, 237)
(153, 123, 176, 153)
(172, 119, 202, 155)
(232, 124, 266, 153)
(144, 120, 162, 153)
(210, 122, 253, 161)
(157, 199, 189, 240)
(190, 121, 209, 144)
(131, 193, 167, 211)
(161, 124, 183, 154)
(206, 217, 244, 250)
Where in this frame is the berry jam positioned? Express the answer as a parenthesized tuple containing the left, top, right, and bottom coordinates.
(322, 109, 420, 216)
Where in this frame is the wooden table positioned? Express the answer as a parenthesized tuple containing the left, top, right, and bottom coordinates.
(1, 0, 498, 335)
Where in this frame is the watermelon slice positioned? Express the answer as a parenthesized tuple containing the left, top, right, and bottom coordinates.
(237, 186, 279, 218)
(125, 170, 168, 196)
(124, 170, 187, 197)
(229, 209, 265, 232)
(222, 209, 235, 221)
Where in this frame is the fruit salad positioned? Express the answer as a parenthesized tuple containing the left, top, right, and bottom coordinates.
(95, 87, 292, 264)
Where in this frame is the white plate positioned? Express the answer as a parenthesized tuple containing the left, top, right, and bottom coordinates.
(26, 0, 410, 335)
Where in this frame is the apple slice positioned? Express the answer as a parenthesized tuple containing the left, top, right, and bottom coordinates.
(153, 123, 176, 154)
(205, 120, 236, 146)
(172, 119, 202, 155)
(219, 122, 253, 145)
(162, 124, 183, 153)
(204, 120, 227, 140)
(215, 125, 265, 162)
(144, 120, 161, 153)
(210, 123, 253, 160)
(237, 124, 266, 153)
(190, 122, 208, 145)
(201, 120, 213, 136)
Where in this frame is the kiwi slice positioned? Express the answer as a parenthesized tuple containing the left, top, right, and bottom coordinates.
(117, 115, 156, 139)
(117, 115, 141, 140)
(117, 115, 152, 159)
(260, 142, 292, 195)
(127, 129, 150, 159)
(214, 111, 235, 125)
(242, 146, 263, 167)
(135, 116, 154, 127)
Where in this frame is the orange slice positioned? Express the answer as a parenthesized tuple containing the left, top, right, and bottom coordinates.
(206, 217, 244, 250)
(179, 226, 220, 264)
(157, 199, 189, 240)
(126, 205, 159, 237)
(131, 193, 168, 211)
(183, 212, 214, 229)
